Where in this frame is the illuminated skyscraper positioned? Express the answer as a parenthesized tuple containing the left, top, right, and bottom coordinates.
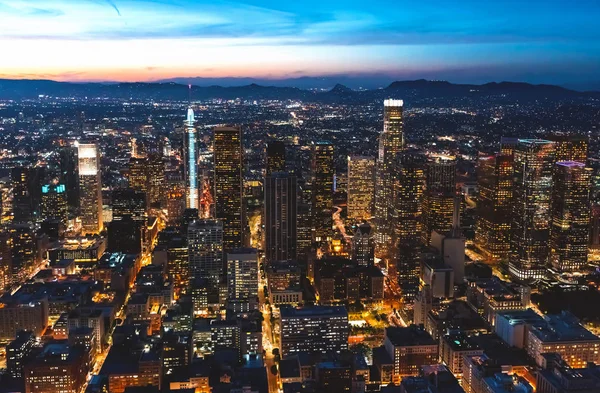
(392, 151, 426, 302)
(266, 141, 286, 175)
(166, 183, 186, 225)
(227, 248, 259, 310)
(40, 183, 68, 225)
(312, 142, 334, 243)
(421, 154, 456, 245)
(184, 108, 199, 209)
(509, 139, 555, 280)
(347, 155, 376, 221)
(0, 232, 12, 289)
(188, 219, 224, 285)
(147, 153, 165, 207)
(549, 135, 588, 163)
(264, 172, 297, 263)
(112, 188, 147, 223)
(475, 153, 514, 260)
(589, 159, 600, 262)
(353, 222, 374, 267)
(78, 143, 103, 234)
(58, 146, 79, 211)
(549, 162, 591, 272)
(11, 167, 33, 223)
(213, 126, 244, 250)
(128, 156, 148, 193)
(7, 224, 35, 282)
(374, 99, 404, 257)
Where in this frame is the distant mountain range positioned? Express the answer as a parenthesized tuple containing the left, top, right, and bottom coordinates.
(0, 78, 599, 102)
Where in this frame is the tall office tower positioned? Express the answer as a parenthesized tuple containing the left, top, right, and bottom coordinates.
(549, 135, 588, 163)
(227, 248, 259, 310)
(184, 108, 199, 209)
(188, 219, 224, 285)
(475, 153, 514, 260)
(549, 162, 591, 272)
(59, 146, 79, 211)
(296, 178, 313, 262)
(107, 217, 142, 254)
(392, 151, 426, 302)
(78, 143, 103, 234)
(40, 183, 68, 225)
(509, 139, 555, 280)
(11, 167, 33, 223)
(311, 142, 334, 243)
(213, 126, 244, 250)
(590, 159, 600, 261)
(421, 154, 456, 246)
(128, 156, 148, 193)
(353, 222, 374, 266)
(266, 141, 286, 175)
(108, 188, 145, 255)
(8, 224, 35, 282)
(500, 137, 519, 156)
(112, 188, 147, 222)
(166, 183, 186, 225)
(264, 172, 298, 263)
(0, 232, 12, 289)
(147, 153, 165, 207)
(374, 99, 405, 257)
(347, 155, 376, 221)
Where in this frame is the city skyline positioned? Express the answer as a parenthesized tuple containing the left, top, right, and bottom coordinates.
(1, 0, 600, 87)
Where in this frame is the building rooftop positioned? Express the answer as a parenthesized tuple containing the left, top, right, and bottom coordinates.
(483, 373, 533, 393)
(529, 311, 600, 343)
(385, 326, 437, 347)
(280, 305, 348, 319)
(469, 334, 531, 367)
(496, 309, 544, 326)
(98, 252, 138, 269)
(443, 333, 482, 351)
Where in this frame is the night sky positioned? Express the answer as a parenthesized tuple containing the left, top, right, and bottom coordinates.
(1, 0, 599, 86)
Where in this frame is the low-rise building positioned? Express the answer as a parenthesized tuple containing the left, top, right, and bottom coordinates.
(527, 311, 600, 368)
(384, 325, 438, 380)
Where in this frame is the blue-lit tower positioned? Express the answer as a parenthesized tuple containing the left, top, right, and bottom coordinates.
(185, 107, 198, 209)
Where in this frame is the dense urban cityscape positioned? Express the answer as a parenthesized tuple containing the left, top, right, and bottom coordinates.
(0, 78, 599, 393)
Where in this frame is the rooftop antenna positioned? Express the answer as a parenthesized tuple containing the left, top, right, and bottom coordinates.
(188, 84, 192, 107)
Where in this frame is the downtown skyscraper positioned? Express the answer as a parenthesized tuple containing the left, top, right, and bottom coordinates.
(421, 154, 457, 245)
(509, 139, 555, 280)
(311, 142, 334, 243)
(40, 182, 68, 225)
(78, 142, 103, 234)
(214, 126, 244, 250)
(392, 151, 426, 302)
(188, 219, 224, 285)
(184, 107, 199, 210)
(264, 172, 298, 263)
(475, 153, 514, 260)
(549, 162, 591, 272)
(374, 99, 404, 257)
(266, 141, 286, 175)
(347, 155, 376, 221)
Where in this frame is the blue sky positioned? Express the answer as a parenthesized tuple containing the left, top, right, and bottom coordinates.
(0, 0, 599, 85)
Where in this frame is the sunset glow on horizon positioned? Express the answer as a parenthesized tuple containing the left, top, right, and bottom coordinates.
(1, 0, 599, 85)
